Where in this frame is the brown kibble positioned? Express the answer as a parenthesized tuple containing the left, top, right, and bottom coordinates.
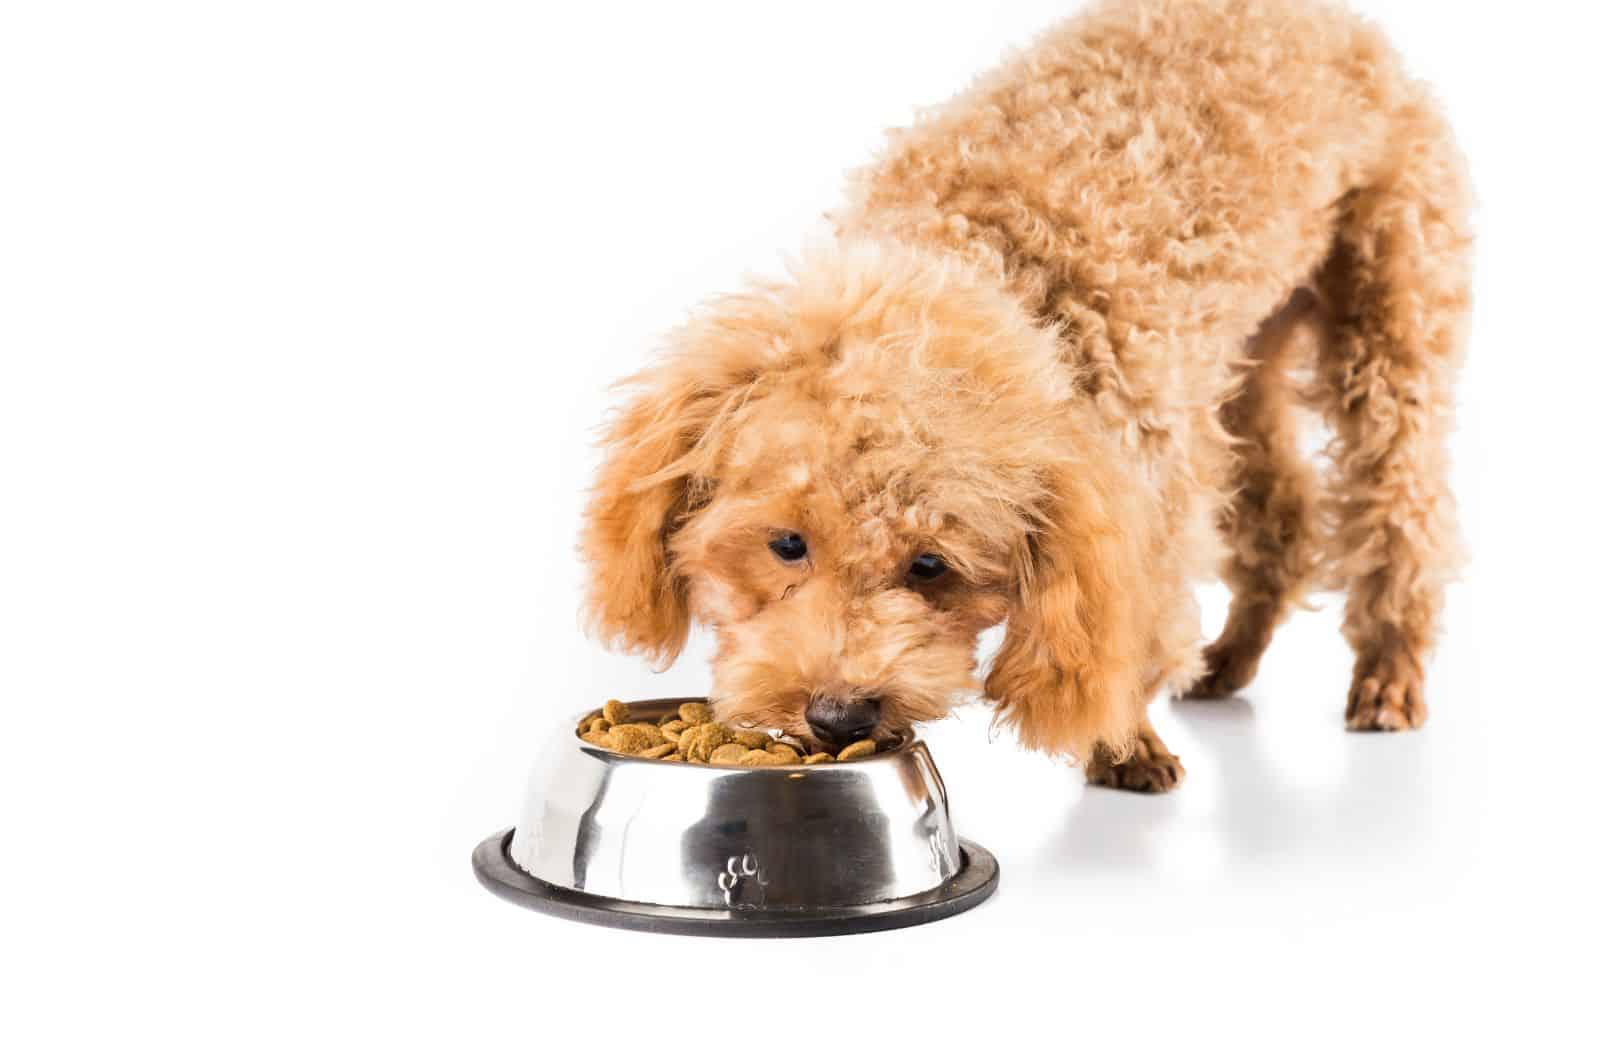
(607, 726, 657, 755)
(837, 739, 877, 761)
(710, 743, 748, 765)
(678, 726, 706, 759)
(764, 742, 801, 765)
(674, 723, 706, 750)
(582, 700, 893, 765)
(683, 723, 731, 762)
(676, 721, 721, 743)
(609, 723, 663, 747)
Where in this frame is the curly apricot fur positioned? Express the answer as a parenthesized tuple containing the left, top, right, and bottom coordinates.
(581, 1, 1469, 788)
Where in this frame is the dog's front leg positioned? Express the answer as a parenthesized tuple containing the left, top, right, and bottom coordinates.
(1085, 716, 1185, 794)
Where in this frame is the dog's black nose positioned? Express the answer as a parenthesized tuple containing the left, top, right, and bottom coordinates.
(805, 695, 881, 747)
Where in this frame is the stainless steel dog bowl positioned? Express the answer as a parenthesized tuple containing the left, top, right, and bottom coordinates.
(473, 697, 997, 936)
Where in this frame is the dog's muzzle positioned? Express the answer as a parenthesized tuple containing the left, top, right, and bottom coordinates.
(805, 694, 881, 747)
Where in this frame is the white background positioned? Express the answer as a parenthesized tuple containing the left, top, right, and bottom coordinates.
(4, 1, 1597, 1056)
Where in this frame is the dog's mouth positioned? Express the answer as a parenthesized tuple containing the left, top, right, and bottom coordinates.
(710, 693, 912, 755)
(798, 725, 908, 755)
(725, 724, 904, 755)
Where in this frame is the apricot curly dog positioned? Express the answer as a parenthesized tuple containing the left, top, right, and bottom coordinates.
(581, 0, 1471, 792)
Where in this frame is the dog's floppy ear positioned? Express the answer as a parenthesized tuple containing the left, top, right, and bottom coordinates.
(580, 367, 713, 666)
(580, 318, 768, 666)
(983, 448, 1152, 763)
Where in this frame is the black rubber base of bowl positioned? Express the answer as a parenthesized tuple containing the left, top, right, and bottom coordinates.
(471, 829, 999, 938)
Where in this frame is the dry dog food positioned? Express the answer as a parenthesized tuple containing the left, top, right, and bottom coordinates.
(577, 700, 886, 767)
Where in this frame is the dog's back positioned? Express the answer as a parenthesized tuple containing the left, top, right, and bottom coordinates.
(841, 0, 1452, 397)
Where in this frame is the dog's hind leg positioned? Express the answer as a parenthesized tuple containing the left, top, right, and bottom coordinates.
(1186, 290, 1323, 699)
(1312, 113, 1472, 731)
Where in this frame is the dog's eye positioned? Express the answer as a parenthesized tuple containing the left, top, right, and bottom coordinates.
(769, 533, 808, 563)
(908, 553, 948, 581)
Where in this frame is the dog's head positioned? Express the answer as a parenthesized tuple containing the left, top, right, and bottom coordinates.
(582, 242, 1151, 760)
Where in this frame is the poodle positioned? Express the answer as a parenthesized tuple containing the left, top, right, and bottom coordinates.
(579, 0, 1471, 792)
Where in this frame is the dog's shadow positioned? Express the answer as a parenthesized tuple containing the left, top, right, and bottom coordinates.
(1034, 695, 1439, 879)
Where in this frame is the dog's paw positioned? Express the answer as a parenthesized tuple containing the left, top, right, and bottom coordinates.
(1086, 733, 1186, 794)
(1183, 636, 1263, 700)
(1345, 652, 1427, 732)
